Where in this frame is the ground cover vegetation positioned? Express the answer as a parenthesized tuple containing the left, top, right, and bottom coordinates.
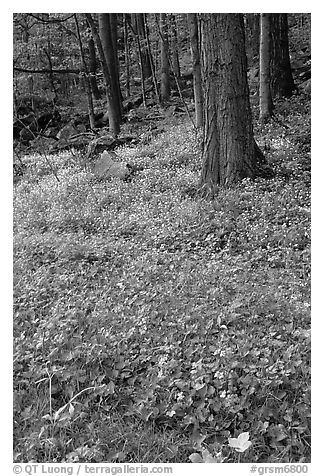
(13, 13, 310, 464)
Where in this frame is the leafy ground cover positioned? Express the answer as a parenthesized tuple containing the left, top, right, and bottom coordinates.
(13, 95, 310, 463)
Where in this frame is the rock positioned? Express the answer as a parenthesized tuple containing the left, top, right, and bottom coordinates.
(93, 150, 132, 181)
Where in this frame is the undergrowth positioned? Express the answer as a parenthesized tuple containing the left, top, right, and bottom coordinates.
(13, 104, 310, 463)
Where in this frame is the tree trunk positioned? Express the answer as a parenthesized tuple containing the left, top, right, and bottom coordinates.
(188, 13, 203, 128)
(74, 14, 95, 129)
(123, 14, 130, 97)
(109, 13, 123, 105)
(144, 14, 160, 104)
(85, 13, 120, 136)
(259, 13, 274, 124)
(88, 37, 101, 100)
(128, 15, 147, 106)
(132, 13, 152, 79)
(44, 46, 58, 103)
(245, 14, 260, 60)
(200, 14, 263, 190)
(98, 13, 122, 130)
(170, 14, 181, 78)
(160, 13, 170, 103)
(270, 13, 296, 98)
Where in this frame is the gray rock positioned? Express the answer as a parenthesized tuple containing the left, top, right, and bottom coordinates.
(94, 150, 130, 180)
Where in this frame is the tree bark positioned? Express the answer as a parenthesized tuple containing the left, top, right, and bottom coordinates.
(132, 13, 152, 79)
(99, 13, 122, 124)
(245, 14, 260, 60)
(270, 13, 296, 98)
(200, 14, 263, 190)
(109, 13, 123, 105)
(88, 37, 101, 100)
(123, 14, 130, 97)
(127, 15, 147, 106)
(160, 13, 170, 103)
(85, 13, 120, 136)
(188, 13, 203, 128)
(170, 14, 181, 78)
(144, 15, 160, 104)
(259, 13, 274, 124)
(74, 14, 95, 129)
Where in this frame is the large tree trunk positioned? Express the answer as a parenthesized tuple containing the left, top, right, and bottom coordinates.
(200, 14, 262, 189)
(259, 13, 274, 124)
(160, 13, 170, 103)
(188, 13, 203, 128)
(270, 13, 296, 98)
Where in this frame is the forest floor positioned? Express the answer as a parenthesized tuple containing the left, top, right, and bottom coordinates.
(13, 92, 310, 463)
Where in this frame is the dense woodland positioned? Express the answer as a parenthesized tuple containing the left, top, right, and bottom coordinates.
(13, 13, 311, 464)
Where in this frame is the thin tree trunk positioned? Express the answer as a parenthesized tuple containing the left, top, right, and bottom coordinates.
(43, 46, 58, 103)
(123, 14, 130, 97)
(88, 37, 101, 100)
(160, 13, 170, 103)
(133, 13, 152, 79)
(109, 13, 123, 106)
(74, 14, 95, 129)
(170, 14, 181, 78)
(85, 13, 120, 136)
(144, 14, 160, 104)
(259, 13, 274, 124)
(127, 16, 147, 107)
(188, 13, 203, 128)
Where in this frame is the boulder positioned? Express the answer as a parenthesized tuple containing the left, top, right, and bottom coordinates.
(94, 150, 133, 181)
